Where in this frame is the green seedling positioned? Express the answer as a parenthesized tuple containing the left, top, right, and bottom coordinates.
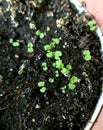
(40, 87, 46, 93)
(50, 42, 56, 48)
(55, 70, 59, 77)
(87, 20, 96, 31)
(48, 78, 54, 83)
(61, 68, 69, 75)
(61, 85, 67, 90)
(52, 38, 60, 44)
(36, 30, 44, 39)
(83, 50, 92, 61)
(42, 62, 48, 71)
(66, 64, 72, 71)
(27, 42, 34, 53)
(70, 76, 78, 84)
(55, 60, 64, 70)
(44, 44, 51, 52)
(12, 42, 20, 47)
(68, 76, 78, 90)
(68, 83, 76, 90)
(27, 42, 33, 48)
(54, 51, 62, 60)
(46, 52, 54, 58)
(38, 81, 46, 93)
(38, 81, 45, 87)
(9, 38, 13, 44)
(9, 38, 20, 47)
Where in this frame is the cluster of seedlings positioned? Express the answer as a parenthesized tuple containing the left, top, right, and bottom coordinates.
(8, 29, 92, 93)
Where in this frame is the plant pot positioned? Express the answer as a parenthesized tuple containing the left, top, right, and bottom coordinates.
(0, 0, 103, 130)
(71, 0, 103, 130)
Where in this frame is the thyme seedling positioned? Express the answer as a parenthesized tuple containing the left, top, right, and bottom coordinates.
(83, 50, 92, 61)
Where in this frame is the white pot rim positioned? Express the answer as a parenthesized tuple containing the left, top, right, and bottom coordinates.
(70, 0, 103, 130)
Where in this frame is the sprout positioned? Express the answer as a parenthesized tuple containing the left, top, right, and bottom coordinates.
(52, 38, 60, 44)
(44, 44, 51, 51)
(83, 50, 92, 61)
(27, 42, 33, 48)
(54, 51, 62, 60)
(55, 70, 59, 77)
(9, 38, 20, 47)
(40, 87, 46, 93)
(12, 42, 20, 47)
(68, 83, 76, 90)
(9, 38, 13, 44)
(61, 68, 69, 75)
(42, 62, 48, 71)
(38, 81, 45, 87)
(27, 42, 34, 53)
(27, 47, 34, 53)
(38, 81, 46, 93)
(66, 64, 72, 71)
(46, 52, 54, 58)
(61, 86, 67, 90)
(36, 30, 45, 39)
(70, 76, 78, 84)
(55, 60, 64, 70)
(48, 78, 54, 83)
(87, 20, 96, 31)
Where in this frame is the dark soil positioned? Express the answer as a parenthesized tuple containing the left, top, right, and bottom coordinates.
(0, 0, 103, 130)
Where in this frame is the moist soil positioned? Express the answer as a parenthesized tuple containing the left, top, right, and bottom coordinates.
(0, 0, 103, 130)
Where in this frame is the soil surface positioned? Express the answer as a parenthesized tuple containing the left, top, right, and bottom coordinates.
(0, 0, 103, 130)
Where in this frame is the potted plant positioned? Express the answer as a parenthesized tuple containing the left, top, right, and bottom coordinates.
(0, 0, 102, 130)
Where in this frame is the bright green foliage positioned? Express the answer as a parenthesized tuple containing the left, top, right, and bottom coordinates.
(44, 44, 51, 51)
(12, 42, 20, 47)
(38, 81, 45, 87)
(55, 60, 64, 70)
(42, 62, 48, 71)
(9, 38, 13, 44)
(61, 68, 69, 75)
(87, 20, 96, 31)
(36, 30, 45, 39)
(27, 42, 34, 53)
(46, 52, 54, 58)
(40, 87, 46, 93)
(38, 81, 46, 93)
(61, 85, 67, 90)
(70, 76, 78, 84)
(68, 83, 76, 90)
(50, 42, 55, 48)
(9, 38, 20, 47)
(52, 38, 60, 44)
(27, 47, 34, 53)
(55, 70, 59, 77)
(48, 78, 54, 83)
(27, 42, 33, 48)
(54, 51, 62, 60)
(83, 50, 92, 61)
(66, 64, 72, 71)
(68, 76, 78, 90)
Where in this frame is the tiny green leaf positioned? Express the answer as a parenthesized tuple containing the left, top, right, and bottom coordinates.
(38, 81, 45, 87)
(48, 78, 54, 83)
(71, 76, 78, 84)
(52, 38, 60, 44)
(27, 42, 33, 48)
(40, 87, 46, 93)
(40, 33, 45, 39)
(27, 47, 34, 53)
(9, 38, 13, 44)
(68, 83, 76, 90)
(46, 52, 54, 58)
(12, 42, 20, 47)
